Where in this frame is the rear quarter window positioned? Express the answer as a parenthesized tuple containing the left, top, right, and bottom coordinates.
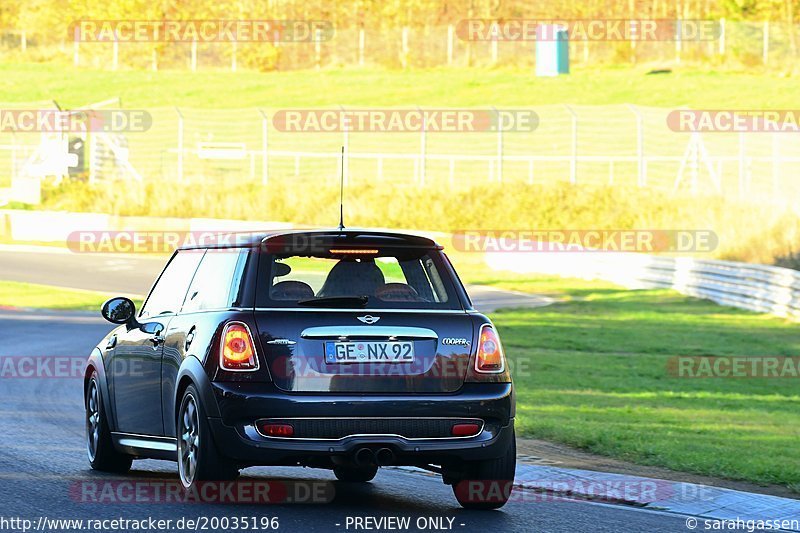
(140, 250, 204, 318)
(182, 248, 246, 313)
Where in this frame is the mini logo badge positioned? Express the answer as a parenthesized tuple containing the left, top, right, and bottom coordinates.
(357, 315, 380, 325)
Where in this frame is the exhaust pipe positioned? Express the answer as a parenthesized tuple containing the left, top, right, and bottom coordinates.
(353, 447, 375, 467)
(375, 447, 395, 466)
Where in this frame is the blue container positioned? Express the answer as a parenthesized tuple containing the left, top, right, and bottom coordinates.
(535, 25, 569, 76)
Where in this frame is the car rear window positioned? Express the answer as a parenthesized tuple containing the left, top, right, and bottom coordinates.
(256, 248, 462, 310)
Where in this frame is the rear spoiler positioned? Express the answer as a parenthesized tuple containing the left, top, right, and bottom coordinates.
(261, 231, 443, 254)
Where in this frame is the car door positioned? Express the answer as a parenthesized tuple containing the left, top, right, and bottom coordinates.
(161, 247, 248, 437)
(109, 249, 203, 436)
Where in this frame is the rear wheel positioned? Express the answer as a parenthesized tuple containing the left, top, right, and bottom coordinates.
(177, 385, 239, 490)
(451, 430, 516, 510)
(85, 372, 132, 473)
(333, 465, 378, 482)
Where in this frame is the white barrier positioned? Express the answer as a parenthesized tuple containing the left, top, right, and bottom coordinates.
(486, 251, 800, 321)
(0, 210, 295, 242)
(1, 208, 797, 321)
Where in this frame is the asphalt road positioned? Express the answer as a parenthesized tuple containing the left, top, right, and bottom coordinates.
(0, 245, 553, 313)
(0, 310, 711, 533)
(0, 245, 167, 297)
(0, 245, 731, 531)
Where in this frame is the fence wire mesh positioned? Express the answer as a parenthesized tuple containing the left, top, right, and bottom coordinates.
(2, 104, 799, 206)
(1, 21, 798, 70)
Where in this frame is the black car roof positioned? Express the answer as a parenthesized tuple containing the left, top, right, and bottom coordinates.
(178, 228, 443, 251)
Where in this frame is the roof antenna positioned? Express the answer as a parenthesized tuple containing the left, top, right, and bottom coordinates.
(338, 145, 345, 230)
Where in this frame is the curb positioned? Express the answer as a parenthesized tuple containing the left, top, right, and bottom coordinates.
(390, 462, 800, 530)
(515, 463, 799, 528)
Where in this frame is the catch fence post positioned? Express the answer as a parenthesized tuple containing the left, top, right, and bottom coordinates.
(342, 108, 350, 187)
(495, 108, 503, 183)
(772, 133, 780, 200)
(176, 108, 184, 183)
(359, 29, 365, 66)
(315, 28, 322, 69)
(565, 105, 577, 184)
(627, 104, 645, 187)
(401, 27, 409, 68)
(259, 110, 269, 186)
(419, 111, 427, 187)
(738, 132, 747, 197)
(447, 25, 454, 65)
(112, 36, 119, 70)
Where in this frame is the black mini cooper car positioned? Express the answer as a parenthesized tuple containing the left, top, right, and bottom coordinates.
(85, 229, 515, 509)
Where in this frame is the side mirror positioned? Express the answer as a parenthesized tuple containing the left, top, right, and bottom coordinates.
(101, 297, 137, 325)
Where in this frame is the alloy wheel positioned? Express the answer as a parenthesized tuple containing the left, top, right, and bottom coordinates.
(178, 394, 200, 487)
(85, 381, 100, 461)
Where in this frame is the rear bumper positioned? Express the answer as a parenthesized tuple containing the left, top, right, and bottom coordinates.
(207, 382, 514, 466)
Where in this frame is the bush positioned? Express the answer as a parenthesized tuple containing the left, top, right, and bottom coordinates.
(38, 179, 800, 267)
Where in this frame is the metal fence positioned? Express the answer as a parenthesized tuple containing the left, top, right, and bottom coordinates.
(1, 20, 799, 70)
(486, 249, 800, 320)
(2, 104, 800, 206)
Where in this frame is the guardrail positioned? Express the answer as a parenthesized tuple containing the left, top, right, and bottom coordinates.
(486, 251, 800, 321)
(1, 207, 797, 320)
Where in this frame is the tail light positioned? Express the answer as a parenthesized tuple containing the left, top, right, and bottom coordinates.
(475, 324, 505, 373)
(220, 322, 259, 371)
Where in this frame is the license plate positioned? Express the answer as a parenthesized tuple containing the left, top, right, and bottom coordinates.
(325, 341, 415, 364)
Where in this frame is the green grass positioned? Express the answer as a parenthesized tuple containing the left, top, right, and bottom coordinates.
(0, 63, 798, 108)
(0, 280, 142, 311)
(2, 62, 800, 267)
(473, 274, 800, 489)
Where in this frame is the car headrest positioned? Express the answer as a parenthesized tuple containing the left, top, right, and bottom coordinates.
(318, 260, 385, 298)
(271, 280, 314, 301)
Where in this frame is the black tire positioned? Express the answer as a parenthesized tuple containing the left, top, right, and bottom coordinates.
(177, 385, 238, 490)
(85, 372, 133, 473)
(452, 430, 516, 510)
(333, 465, 379, 482)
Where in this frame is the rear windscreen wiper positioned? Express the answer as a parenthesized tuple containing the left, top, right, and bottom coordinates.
(297, 296, 369, 308)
